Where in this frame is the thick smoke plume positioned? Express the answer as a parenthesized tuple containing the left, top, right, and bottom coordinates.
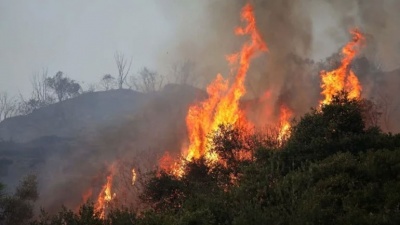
(158, 0, 400, 130)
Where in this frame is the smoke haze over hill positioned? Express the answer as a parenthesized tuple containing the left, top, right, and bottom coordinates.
(0, 0, 400, 218)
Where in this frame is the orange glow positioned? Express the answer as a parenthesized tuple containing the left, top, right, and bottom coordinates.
(95, 164, 116, 219)
(131, 168, 137, 186)
(183, 3, 267, 166)
(320, 29, 365, 105)
(159, 151, 185, 177)
(75, 187, 93, 212)
(185, 74, 229, 162)
(277, 105, 292, 143)
(81, 188, 93, 203)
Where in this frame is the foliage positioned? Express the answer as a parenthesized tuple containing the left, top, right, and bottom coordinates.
(0, 175, 38, 225)
(0, 92, 18, 121)
(101, 74, 116, 91)
(26, 92, 400, 224)
(46, 71, 81, 102)
(140, 171, 185, 212)
(281, 91, 400, 172)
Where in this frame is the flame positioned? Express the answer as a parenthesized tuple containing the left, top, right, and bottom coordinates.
(157, 3, 266, 177)
(131, 168, 137, 186)
(95, 164, 116, 219)
(159, 151, 185, 177)
(277, 105, 292, 143)
(320, 29, 365, 105)
(183, 3, 267, 165)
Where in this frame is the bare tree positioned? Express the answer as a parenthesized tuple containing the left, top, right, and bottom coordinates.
(31, 69, 48, 103)
(17, 69, 55, 115)
(31, 68, 55, 105)
(171, 60, 197, 85)
(129, 67, 165, 93)
(0, 92, 17, 121)
(100, 74, 116, 91)
(115, 52, 132, 89)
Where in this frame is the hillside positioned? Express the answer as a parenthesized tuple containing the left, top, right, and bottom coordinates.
(0, 84, 205, 208)
(0, 89, 145, 142)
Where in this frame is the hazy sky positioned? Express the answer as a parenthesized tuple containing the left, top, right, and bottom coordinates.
(0, 0, 179, 96)
(0, 0, 351, 98)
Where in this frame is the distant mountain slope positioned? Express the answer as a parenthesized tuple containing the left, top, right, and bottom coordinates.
(0, 84, 206, 207)
(0, 89, 147, 142)
(0, 84, 206, 143)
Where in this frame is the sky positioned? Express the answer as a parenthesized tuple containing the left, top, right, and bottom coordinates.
(0, 0, 178, 96)
(0, 0, 364, 98)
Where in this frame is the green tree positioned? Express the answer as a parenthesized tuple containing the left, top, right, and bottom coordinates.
(0, 175, 38, 225)
(46, 71, 81, 102)
(281, 91, 385, 171)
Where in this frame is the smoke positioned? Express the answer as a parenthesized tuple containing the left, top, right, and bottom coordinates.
(6, 0, 400, 213)
(157, 0, 316, 126)
(33, 85, 205, 212)
(324, 0, 400, 70)
(157, 0, 400, 129)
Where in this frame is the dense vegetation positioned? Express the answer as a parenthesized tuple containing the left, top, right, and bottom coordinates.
(1, 92, 400, 225)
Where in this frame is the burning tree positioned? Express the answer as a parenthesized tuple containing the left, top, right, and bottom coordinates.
(177, 3, 268, 171)
(320, 29, 365, 105)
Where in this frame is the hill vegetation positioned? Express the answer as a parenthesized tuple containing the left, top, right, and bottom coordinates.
(0, 49, 399, 225)
(1, 92, 398, 225)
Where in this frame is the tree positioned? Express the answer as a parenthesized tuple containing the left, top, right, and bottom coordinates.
(171, 60, 197, 85)
(46, 71, 81, 102)
(129, 67, 165, 93)
(0, 175, 38, 225)
(114, 52, 132, 89)
(140, 171, 185, 212)
(31, 69, 54, 106)
(18, 69, 55, 115)
(0, 92, 17, 121)
(100, 74, 116, 91)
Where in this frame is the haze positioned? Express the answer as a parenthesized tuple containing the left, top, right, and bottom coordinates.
(0, 0, 353, 98)
(0, 0, 178, 96)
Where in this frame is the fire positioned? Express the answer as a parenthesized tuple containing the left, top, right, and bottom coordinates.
(181, 3, 267, 168)
(277, 105, 292, 143)
(159, 151, 186, 177)
(131, 168, 137, 186)
(95, 164, 116, 219)
(320, 29, 365, 105)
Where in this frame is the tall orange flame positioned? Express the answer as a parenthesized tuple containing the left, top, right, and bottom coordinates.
(95, 164, 116, 219)
(179, 3, 267, 168)
(320, 29, 365, 105)
(277, 105, 292, 143)
(131, 168, 137, 186)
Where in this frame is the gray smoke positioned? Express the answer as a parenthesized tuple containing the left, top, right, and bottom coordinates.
(158, 0, 400, 129)
(5, 0, 400, 213)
